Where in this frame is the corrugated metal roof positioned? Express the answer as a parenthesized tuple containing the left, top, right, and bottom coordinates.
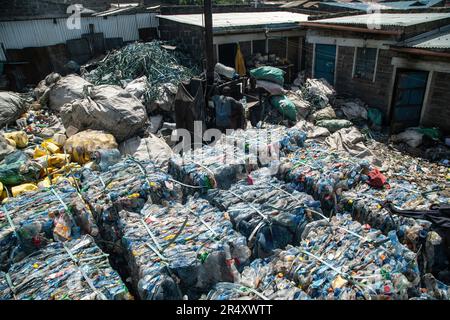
(0, 13, 158, 51)
(156, 11, 309, 31)
(401, 25, 450, 48)
(313, 12, 450, 26)
(321, 0, 444, 11)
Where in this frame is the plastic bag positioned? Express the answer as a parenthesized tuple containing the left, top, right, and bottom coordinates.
(250, 66, 285, 86)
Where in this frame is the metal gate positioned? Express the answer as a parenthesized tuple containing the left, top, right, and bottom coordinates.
(314, 44, 336, 85)
(391, 69, 429, 132)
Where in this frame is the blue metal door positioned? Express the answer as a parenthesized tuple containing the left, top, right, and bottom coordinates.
(391, 69, 428, 132)
(314, 44, 336, 85)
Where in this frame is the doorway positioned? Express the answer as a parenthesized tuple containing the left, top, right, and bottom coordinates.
(314, 44, 336, 85)
(390, 69, 429, 133)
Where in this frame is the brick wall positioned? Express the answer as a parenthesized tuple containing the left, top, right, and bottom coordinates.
(335, 47, 395, 113)
(422, 71, 450, 134)
(158, 18, 205, 66)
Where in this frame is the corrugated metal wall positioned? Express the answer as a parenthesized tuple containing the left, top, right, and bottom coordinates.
(0, 13, 159, 52)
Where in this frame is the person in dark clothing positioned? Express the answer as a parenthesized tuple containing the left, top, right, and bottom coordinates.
(212, 86, 246, 131)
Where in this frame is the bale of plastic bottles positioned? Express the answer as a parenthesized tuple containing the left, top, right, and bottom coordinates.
(278, 141, 370, 214)
(0, 235, 132, 300)
(106, 198, 251, 299)
(80, 157, 181, 216)
(206, 170, 323, 257)
(204, 259, 309, 300)
(221, 214, 422, 300)
(215, 126, 307, 165)
(0, 180, 98, 270)
(340, 180, 449, 281)
(168, 145, 250, 194)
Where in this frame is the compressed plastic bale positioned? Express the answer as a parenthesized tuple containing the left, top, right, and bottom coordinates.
(339, 180, 448, 276)
(100, 198, 250, 299)
(48, 74, 91, 112)
(0, 92, 27, 129)
(80, 159, 182, 248)
(60, 85, 148, 142)
(243, 214, 422, 300)
(250, 66, 285, 86)
(0, 151, 41, 186)
(119, 134, 173, 168)
(3, 131, 28, 148)
(0, 235, 132, 300)
(205, 274, 309, 300)
(215, 126, 307, 165)
(315, 119, 353, 133)
(64, 130, 118, 164)
(278, 142, 371, 214)
(168, 145, 250, 195)
(0, 180, 98, 270)
(206, 171, 323, 258)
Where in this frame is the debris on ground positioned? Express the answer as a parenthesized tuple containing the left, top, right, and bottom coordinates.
(0, 52, 448, 301)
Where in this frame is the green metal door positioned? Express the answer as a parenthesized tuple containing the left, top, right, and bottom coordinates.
(314, 44, 336, 85)
(391, 69, 428, 132)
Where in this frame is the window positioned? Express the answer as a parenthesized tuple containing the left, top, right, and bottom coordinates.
(268, 37, 287, 59)
(353, 47, 377, 81)
(252, 39, 266, 55)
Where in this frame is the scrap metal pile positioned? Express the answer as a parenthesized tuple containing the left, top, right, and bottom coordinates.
(0, 50, 449, 301)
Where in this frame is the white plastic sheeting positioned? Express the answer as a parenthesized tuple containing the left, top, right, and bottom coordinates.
(0, 13, 158, 51)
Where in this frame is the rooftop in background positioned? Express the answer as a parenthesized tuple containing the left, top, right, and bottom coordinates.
(321, 0, 445, 11)
(399, 24, 450, 48)
(311, 12, 450, 26)
(156, 11, 309, 32)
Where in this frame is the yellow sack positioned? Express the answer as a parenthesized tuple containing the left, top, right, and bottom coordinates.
(33, 146, 48, 158)
(64, 130, 118, 164)
(235, 44, 247, 76)
(42, 140, 60, 154)
(12, 183, 38, 197)
(5, 138, 16, 148)
(48, 154, 70, 167)
(4, 131, 29, 148)
(37, 177, 51, 189)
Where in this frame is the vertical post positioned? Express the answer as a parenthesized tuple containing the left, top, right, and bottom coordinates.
(204, 0, 214, 85)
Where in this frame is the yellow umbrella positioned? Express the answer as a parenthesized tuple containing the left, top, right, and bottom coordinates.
(235, 44, 246, 76)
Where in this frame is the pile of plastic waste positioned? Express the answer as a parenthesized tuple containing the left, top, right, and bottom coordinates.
(80, 158, 181, 223)
(208, 214, 423, 300)
(84, 41, 197, 110)
(168, 145, 251, 194)
(106, 198, 250, 300)
(206, 169, 323, 257)
(278, 140, 371, 214)
(0, 235, 131, 300)
(0, 180, 97, 270)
